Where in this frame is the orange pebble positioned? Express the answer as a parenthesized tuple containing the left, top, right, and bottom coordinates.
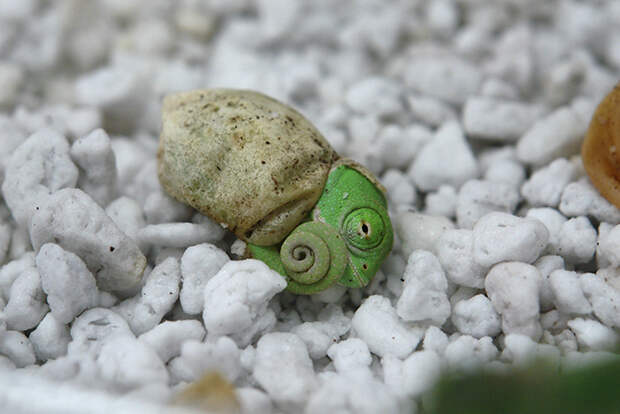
(582, 82, 620, 209)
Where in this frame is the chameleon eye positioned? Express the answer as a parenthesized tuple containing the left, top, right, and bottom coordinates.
(342, 207, 385, 251)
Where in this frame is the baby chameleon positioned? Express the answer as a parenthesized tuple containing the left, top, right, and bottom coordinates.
(157, 89, 393, 294)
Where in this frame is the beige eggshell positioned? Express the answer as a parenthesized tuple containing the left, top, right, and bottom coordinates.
(157, 89, 337, 246)
(582, 82, 620, 209)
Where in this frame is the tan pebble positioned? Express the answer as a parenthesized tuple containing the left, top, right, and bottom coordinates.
(174, 372, 240, 414)
(582, 83, 620, 209)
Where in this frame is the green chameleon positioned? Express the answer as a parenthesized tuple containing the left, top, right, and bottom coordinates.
(248, 160, 393, 294)
(157, 88, 393, 294)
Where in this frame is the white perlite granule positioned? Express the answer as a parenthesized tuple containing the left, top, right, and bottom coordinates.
(1, 1, 620, 413)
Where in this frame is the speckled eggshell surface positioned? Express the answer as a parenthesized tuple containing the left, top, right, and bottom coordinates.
(157, 89, 337, 246)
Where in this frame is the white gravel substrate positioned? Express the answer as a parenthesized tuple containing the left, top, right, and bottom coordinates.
(1, 1, 620, 413)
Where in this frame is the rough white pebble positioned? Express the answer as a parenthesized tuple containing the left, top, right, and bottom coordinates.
(339, 8, 403, 58)
(29, 313, 70, 361)
(0, 62, 23, 107)
(478, 146, 518, 173)
(549, 270, 592, 315)
(456, 180, 520, 229)
(449, 286, 478, 306)
(425, 185, 457, 217)
(253, 332, 316, 410)
(406, 94, 456, 127)
(12, 106, 94, 140)
(110, 138, 150, 191)
(74, 64, 147, 133)
(485, 262, 542, 340)
(544, 57, 586, 106)
(97, 336, 168, 390)
(351, 295, 423, 358)
(347, 116, 380, 154)
(436, 229, 487, 288)
(541, 309, 572, 333)
(596, 223, 620, 267)
(0, 330, 35, 368)
(0, 253, 35, 302)
(526, 207, 567, 254)
(306, 370, 402, 414)
(463, 97, 544, 142)
(516, 106, 588, 166)
(237, 387, 273, 414)
(534, 255, 566, 312)
(2, 267, 48, 331)
(65, 108, 103, 141)
(480, 78, 519, 99)
(452, 295, 501, 338)
(483, 159, 526, 189)
(137, 222, 225, 248)
(179, 243, 229, 315)
(396, 250, 451, 325)
(291, 306, 350, 360)
(138, 320, 205, 363)
(105, 197, 145, 245)
(391, 350, 442, 397)
(68, 308, 134, 357)
(121, 18, 174, 56)
(30, 188, 147, 295)
(2, 129, 78, 227)
(327, 338, 372, 373)
(381, 169, 416, 207)
(404, 51, 483, 105)
(580, 273, 620, 328)
(203, 260, 286, 347)
(345, 77, 403, 118)
(394, 211, 454, 257)
(567, 317, 620, 351)
(70, 128, 117, 206)
(255, 0, 301, 42)
(0, 355, 15, 371)
(0, 222, 11, 264)
(521, 158, 577, 207)
(425, 0, 459, 36)
(444, 335, 498, 371)
(143, 191, 193, 224)
(36, 243, 98, 324)
(409, 121, 479, 192)
(473, 212, 549, 267)
(114, 257, 180, 335)
(8, 226, 31, 261)
(502, 334, 560, 367)
(0, 116, 27, 178)
(422, 326, 449, 355)
(168, 337, 241, 384)
(554, 217, 596, 264)
(376, 125, 432, 171)
(554, 329, 579, 354)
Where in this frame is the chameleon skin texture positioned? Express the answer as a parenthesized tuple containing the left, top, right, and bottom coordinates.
(582, 82, 620, 209)
(249, 162, 393, 294)
(157, 89, 336, 246)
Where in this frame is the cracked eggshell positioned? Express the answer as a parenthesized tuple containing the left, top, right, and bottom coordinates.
(157, 89, 337, 246)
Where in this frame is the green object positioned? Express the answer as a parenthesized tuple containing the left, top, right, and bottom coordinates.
(427, 358, 620, 414)
(248, 162, 393, 294)
(158, 88, 393, 294)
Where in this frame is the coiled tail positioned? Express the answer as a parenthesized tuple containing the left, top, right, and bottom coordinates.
(280, 221, 347, 294)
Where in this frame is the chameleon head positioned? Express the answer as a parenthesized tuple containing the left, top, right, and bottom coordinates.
(248, 159, 393, 294)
